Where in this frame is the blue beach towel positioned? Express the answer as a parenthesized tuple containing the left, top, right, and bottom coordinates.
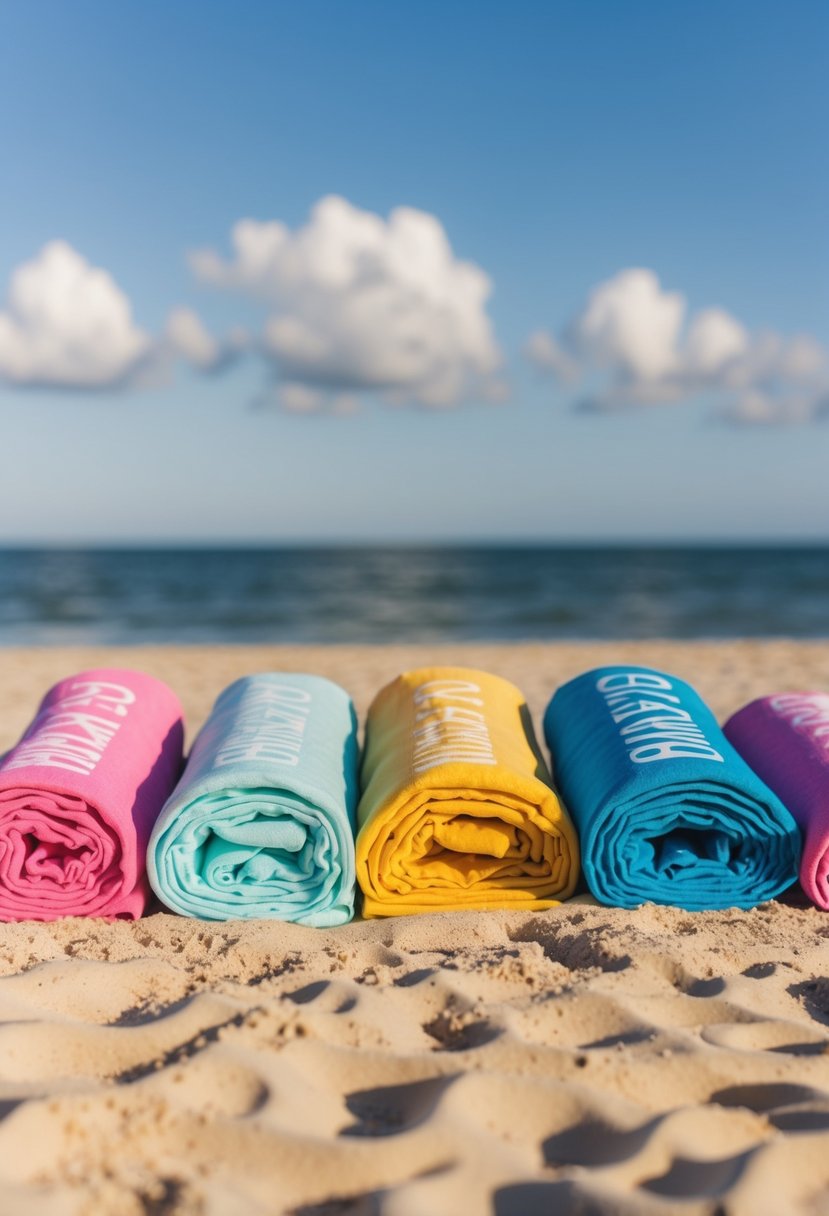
(148, 674, 358, 925)
(543, 666, 800, 910)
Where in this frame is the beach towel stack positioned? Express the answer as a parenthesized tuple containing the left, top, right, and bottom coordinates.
(725, 693, 829, 909)
(543, 666, 800, 911)
(148, 673, 359, 925)
(356, 666, 579, 916)
(0, 668, 184, 921)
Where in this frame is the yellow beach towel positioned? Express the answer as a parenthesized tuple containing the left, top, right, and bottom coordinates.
(356, 667, 579, 916)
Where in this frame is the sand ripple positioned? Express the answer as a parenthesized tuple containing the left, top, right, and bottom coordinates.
(0, 902, 826, 1214)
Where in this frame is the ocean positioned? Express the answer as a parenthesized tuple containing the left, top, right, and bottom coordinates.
(0, 545, 827, 645)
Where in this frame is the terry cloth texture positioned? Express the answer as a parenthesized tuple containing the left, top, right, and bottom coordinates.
(148, 674, 358, 925)
(543, 665, 800, 911)
(725, 693, 829, 909)
(0, 668, 183, 921)
(356, 666, 579, 917)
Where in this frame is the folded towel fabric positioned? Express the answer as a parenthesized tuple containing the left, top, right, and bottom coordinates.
(724, 693, 829, 909)
(148, 674, 358, 925)
(543, 666, 800, 910)
(0, 668, 184, 921)
(356, 667, 579, 916)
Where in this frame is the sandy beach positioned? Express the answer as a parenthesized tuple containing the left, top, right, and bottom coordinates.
(2, 641, 829, 1216)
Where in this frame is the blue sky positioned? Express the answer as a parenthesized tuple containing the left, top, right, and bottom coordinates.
(0, 0, 827, 541)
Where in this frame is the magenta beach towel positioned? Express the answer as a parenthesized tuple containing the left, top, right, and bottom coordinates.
(724, 693, 829, 909)
(0, 669, 184, 920)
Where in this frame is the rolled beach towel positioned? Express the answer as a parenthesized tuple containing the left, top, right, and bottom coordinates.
(356, 667, 579, 916)
(148, 674, 358, 925)
(0, 668, 184, 921)
(724, 693, 829, 909)
(543, 666, 800, 911)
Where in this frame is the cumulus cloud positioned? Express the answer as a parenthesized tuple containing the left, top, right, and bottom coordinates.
(0, 202, 500, 410)
(164, 307, 248, 373)
(522, 330, 579, 383)
(684, 308, 749, 378)
(0, 238, 251, 393)
(571, 268, 685, 383)
(527, 267, 829, 424)
(190, 195, 502, 409)
(165, 308, 222, 370)
(0, 241, 151, 388)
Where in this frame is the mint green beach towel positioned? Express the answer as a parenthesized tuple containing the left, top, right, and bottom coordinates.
(147, 674, 358, 925)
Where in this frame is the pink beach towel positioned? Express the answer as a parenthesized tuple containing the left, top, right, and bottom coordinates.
(0, 669, 184, 920)
(724, 693, 829, 908)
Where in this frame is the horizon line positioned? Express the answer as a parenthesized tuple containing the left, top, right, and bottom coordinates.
(1, 537, 828, 551)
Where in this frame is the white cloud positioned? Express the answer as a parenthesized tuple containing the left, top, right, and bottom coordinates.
(190, 195, 502, 408)
(523, 329, 580, 383)
(189, 218, 290, 296)
(0, 241, 151, 388)
(684, 308, 749, 377)
(527, 267, 829, 424)
(164, 307, 248, 373)
(0, 242, 246, 392)
(778, 335, 828, 381)
(165, 308, 221, 370)
(571, 268, 684, 383)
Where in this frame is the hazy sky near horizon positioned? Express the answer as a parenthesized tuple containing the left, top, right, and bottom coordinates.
(0, 0, 827, 542)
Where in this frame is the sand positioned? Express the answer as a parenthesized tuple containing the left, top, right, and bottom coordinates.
(1, 642, 829, 1216)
